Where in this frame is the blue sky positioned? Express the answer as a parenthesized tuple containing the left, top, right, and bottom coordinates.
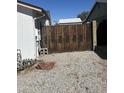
(22, 0, 96, 24)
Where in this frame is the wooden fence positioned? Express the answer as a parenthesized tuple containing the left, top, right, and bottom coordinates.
(41, 23, 92, 53)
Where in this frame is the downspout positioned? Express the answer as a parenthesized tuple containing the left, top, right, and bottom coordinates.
(33, 14, 45, 58)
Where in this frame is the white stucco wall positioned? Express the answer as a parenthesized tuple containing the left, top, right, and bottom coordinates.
(17, 6, 36, 59)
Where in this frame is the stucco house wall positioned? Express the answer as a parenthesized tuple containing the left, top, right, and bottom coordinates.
(17, 6, 36, 59)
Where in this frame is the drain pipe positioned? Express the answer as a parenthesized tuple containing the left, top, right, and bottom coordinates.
(33, 14, 45, 58)
(34, 14, 45, 20)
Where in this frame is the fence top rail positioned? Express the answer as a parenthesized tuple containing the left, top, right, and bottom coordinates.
(42, 23, 87, 28)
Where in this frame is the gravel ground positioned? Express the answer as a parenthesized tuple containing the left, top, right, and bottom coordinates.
(17, 51, 107, 93)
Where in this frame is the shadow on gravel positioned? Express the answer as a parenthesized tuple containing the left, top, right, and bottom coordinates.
(95, 46, 107, 59)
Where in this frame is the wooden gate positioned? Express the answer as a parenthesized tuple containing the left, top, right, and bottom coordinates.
(41, 23, 91, 53)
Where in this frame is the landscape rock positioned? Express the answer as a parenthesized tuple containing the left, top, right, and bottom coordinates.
(17, 51, 107, 93)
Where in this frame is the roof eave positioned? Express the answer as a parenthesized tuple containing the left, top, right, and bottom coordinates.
(17, 3, 42, 12)
(86, 0, 107, 21)
(17, 0, 51, 21)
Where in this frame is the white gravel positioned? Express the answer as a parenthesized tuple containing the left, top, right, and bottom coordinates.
(17, 51, 107, 93)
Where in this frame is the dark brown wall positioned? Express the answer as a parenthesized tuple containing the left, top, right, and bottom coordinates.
(41, 23, 91, 53)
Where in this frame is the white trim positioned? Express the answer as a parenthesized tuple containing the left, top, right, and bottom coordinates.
(17, 3, 42, 12)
